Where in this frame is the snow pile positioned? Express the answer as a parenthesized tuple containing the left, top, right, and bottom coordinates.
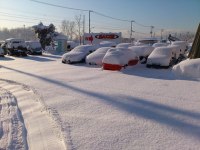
(173, 58, 200, 79)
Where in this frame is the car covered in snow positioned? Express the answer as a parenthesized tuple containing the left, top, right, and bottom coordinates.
(62, 45, 97, 64)
(86, 47, 111, 65)
(66, 41, 79, 51)
(171, 41, 187, 54)
(99, 41, 116, 47)
(146, 46, 175, 68)
(26, 41, 42, 55)
(3, 38, 27, 56)
(167, 45, 181, 59)
(152, 42, 169, 48)
(135, 37, 159, 46)
(116, 43, 133, 49)
(0, 47, 5, 57)
(128, 45, 155, 63)
(102, 48, 138, 70)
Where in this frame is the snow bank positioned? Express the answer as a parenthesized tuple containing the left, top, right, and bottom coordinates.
(172, 58, 200, 79)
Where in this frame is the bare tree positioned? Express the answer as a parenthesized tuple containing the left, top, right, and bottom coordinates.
(75, 15, 82, 43)
(60, 20, 76, 40)
(0, 27, 37, 41)
(60, 20, 68, 36)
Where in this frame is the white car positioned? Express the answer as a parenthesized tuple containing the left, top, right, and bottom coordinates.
(146, 46, 175, 68)
(66, 41, 79, 51)
(26, 41, 42, 55)
(128, 45, 155, 63)
(135, 37, 159, 46)
(86, 47, 111, 65)
(62, 45, 97, 64)
(167, 45, 181, 59)
(102, 48, 138, 70)
(171, 41, 187, 54)
(116, 43, 133, 49)
(99, 41, 116, 47)
(4, 38, 27, 56)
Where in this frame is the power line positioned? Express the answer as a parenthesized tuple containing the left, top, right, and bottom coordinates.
(30, 0, 89, 12)
(92, 11, 130, 22)
(0, 12, 64, 24)
(30, 0, 156, 28)
(133, 21, 151, 28)
(0, 18, 36, 24)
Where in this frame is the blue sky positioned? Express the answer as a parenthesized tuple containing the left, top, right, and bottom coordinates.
(0, 0, 199, 37)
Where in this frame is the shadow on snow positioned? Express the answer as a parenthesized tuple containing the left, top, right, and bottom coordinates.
(1, 65, 200, 140)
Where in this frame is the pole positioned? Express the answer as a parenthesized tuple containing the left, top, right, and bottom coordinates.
(150, 26, 154, 37)
(130, 21, 134, 43)
(83, 15, 85, 44)
(130, 21, 133, 42)
(23, 25, 26, 40)
(89, 10, 92, 34)
(161, 29, 164, 40)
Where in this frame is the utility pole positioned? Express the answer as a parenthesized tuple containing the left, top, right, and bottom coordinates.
(130, 20, 134, 42)
(23, 24, 26, 40)
(89, 10, 92, 34)
(150, 26, 154, 37)
(83, 15, 85, 44)
(161, 29, 164, 40)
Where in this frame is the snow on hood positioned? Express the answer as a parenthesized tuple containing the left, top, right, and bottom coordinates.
(172, 58, 200, 79)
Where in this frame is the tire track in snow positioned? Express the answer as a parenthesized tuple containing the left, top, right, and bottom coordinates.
(0, 79, 68, 150)
(0, 87, 28, 150)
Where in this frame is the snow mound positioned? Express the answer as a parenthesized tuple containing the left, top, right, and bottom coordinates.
(172, 58, 200, 79)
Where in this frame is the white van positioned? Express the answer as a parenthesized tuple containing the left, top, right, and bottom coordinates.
(4, 38, 27, 56)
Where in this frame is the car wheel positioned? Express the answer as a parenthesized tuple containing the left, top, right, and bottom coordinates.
(62, 59, 66, 64)
(67, 60, 71, 64)
(7, 51, 13, 56)
(23, 52, 28, 56)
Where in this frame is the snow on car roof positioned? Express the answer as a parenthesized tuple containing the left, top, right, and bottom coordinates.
(150, 46, 173, 56)
(116, 43, 132, 48)
(103, 48, 137, 65)
(128, 45, 154, 56)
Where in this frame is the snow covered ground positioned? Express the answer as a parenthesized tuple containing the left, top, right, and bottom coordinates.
(0, 54, 200, 150)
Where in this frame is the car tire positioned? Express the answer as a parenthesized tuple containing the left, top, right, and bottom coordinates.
(62, 59, 66, 64)
(67, 60, 71, 64)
